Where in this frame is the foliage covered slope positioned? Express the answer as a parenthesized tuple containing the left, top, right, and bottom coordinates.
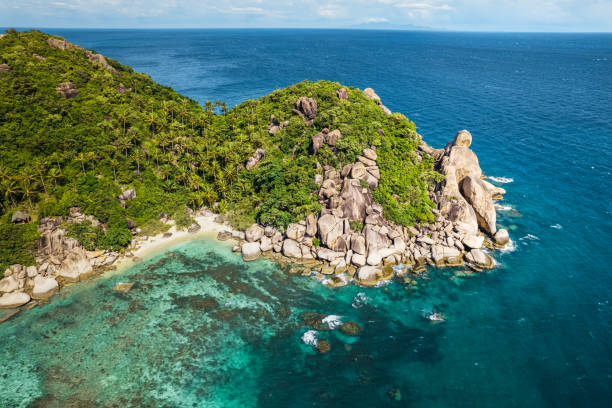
(0, 29, 441, 270)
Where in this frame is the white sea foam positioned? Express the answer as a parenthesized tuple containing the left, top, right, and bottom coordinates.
(495, 204, 514, 211)
(322, 315, 343, 329)
(551, 224, 562, 229)
(352, 292, 369, 309)
(301, 330, 318, 346)
(488, 176, 514, 184)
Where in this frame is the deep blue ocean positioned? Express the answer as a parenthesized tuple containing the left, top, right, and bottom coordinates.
(1, 29, 611, 407)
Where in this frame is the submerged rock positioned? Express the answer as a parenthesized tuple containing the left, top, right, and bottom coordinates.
(339, 321, 363, 336)
(315, 339, 331, 354)
(113, 282, 134, 293)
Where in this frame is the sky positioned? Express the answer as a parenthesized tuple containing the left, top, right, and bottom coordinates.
(1, 0, 612, 32)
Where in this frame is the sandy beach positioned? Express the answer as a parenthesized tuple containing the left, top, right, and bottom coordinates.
(113, 214, 239, 273)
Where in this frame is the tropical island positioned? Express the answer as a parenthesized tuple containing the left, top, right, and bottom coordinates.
(0, 29, 510, 312)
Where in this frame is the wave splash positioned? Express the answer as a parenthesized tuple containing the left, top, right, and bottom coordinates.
(488, 176, 514, 184)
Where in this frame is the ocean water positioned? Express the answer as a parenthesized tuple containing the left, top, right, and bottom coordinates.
(1, 29, 611, 407)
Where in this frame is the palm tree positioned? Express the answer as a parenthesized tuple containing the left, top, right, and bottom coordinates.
(131, 149, 144, 178)
(145, 111, 160, 136)
(74, 152, 87, 176)
(32, 159, 48, 194)
(2, 178, 19, 207)
(115, 104, 133, 137)
(109, 158, 119, 182)
(48, 167, 62, 186)
(86, 151, 98, 171)
(20, 180, 36, 209)
(118, 136, 133, 158)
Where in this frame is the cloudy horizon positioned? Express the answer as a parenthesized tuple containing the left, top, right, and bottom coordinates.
(1, 0, 612, 32)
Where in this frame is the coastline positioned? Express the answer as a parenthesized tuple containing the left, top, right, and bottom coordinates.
(113, 214, 238, 273)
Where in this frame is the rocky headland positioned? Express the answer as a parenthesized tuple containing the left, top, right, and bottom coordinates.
(0, 86, 511, 315)
(230, 96, 510, 287)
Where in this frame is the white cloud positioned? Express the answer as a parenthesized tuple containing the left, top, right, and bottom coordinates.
(394, 2, 452, 11)
(363, 17, 389, 23)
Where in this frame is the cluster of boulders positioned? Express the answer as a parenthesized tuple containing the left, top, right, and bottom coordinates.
(268, 115, 289, 135)
(56, 81, 79, 99)
(47, 35, 122, 100)
(0, 208, 119, 309)
(47, 36, 119, 75)
(233, 91, 510, 288)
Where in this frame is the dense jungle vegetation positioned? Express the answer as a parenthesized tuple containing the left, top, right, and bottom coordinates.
(0, 29, 441, 270)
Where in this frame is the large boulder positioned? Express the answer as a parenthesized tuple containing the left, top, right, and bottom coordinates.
(305, 214, 317, 236)
(0, 292, 31, 308)
(85, 51, 119, 75)
(259, 236, 273, 252)
(431, 245, 462, 266)
(453, 130, 472, 147)
(317, 214, 344, 248)
(465, 249, 495, 269)
(355, 266, 380, 285)
(56, 248, 92, 282)
(462, 234, 484, 249)
(461, 175, 497, 235)
(245, 224, 265, 242)
(493, 229, 510, 247)
(337, 88, 348, 100)
(363, 88, 380, 101)
(282, 239, 302, 258)
(351, 235, 366, 255)
(32, 276, 59, 300)
(0, 63, 10, 73)
(245, 149, 265, 170)
(0, 275, 19, 293)
(286, 223, 306, 241)
(325, 129, 342, 146)
(241, 242, 261, 261)
(295, 97, 317, 120)
(56, 82, 78, 98)
(341, 179, 372, 222)
(316, 247, 345, 262)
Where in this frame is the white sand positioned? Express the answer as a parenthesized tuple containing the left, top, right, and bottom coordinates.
(113, 214, 239, 272)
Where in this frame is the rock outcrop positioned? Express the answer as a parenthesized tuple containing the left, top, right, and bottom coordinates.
(294, 97, 317, 121)
(56, 82, 78, 98)
(232, 121, 509, 287)
(246, 149, 265, 170)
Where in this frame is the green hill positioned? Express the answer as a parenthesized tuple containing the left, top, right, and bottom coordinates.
(0, 29, 441, 270)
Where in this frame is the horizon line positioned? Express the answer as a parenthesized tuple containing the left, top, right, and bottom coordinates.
(3, 26, 612, 34)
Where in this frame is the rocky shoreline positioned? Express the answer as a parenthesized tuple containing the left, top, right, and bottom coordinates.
(0, 87, 510, 318)
(0, 208, 236, 314)
(230, 125, 510, 288)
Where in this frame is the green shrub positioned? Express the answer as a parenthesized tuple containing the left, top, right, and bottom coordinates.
(349, 221, 364, 232)
(0, 217, 39, 271)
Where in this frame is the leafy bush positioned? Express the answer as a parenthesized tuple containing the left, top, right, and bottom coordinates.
(0, 216, 39, 271)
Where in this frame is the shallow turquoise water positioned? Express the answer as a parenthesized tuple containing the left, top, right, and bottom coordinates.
(0, 237, 540, 407)
(1, 29, 611, 406)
